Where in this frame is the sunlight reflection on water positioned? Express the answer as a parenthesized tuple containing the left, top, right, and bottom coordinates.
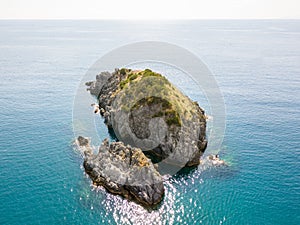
(95, 161, 215, 225)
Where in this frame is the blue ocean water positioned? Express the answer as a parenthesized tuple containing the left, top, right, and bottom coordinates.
(0, 20, 299, 224)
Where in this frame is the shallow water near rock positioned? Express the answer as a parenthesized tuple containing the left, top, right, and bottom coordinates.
(0, 20, 299, 224)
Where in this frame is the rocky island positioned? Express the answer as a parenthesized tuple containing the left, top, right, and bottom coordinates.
(78, 68, 207, 208)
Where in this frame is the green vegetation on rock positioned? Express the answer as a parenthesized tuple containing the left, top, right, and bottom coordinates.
(119, 68, 166, 90)
(116, 68, 200, 124)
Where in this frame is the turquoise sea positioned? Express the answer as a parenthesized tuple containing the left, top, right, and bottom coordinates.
(0, 20, 299, 224)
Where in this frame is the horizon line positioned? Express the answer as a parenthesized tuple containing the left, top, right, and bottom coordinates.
(0, 18, 299, 21)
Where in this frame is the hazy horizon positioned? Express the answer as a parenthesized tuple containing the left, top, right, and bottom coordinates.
(1, 0, 299, 20)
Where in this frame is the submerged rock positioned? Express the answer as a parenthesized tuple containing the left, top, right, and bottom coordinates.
(75, 136, 93, 156)
(77, 136, 164, 207)
(206, 154, 226, 166)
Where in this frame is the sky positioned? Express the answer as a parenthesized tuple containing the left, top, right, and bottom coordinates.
(0, 0, 299, 19)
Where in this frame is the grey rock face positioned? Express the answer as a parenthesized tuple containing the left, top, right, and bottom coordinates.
(82, 68, 207, 207)
(79, 137, 164, 207)
(86, 71, 111, 96)
(91, 69, 207, 169)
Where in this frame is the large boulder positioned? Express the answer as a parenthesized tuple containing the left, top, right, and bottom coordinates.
(90, 68, 207, 169)
(77, 136, 164, 207)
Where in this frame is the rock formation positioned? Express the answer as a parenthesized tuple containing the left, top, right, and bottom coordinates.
(86, 68, 207, 167)
(82, 68, 207, 207)
(77, 136, 164, 208)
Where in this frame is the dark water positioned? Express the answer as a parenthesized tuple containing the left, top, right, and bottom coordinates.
(0, 20, 299, 224)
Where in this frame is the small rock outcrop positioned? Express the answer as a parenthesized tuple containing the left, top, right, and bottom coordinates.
(86, 71, 111, 96)
(75, 136, 93, 156)
(77, 136, 164, 207)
